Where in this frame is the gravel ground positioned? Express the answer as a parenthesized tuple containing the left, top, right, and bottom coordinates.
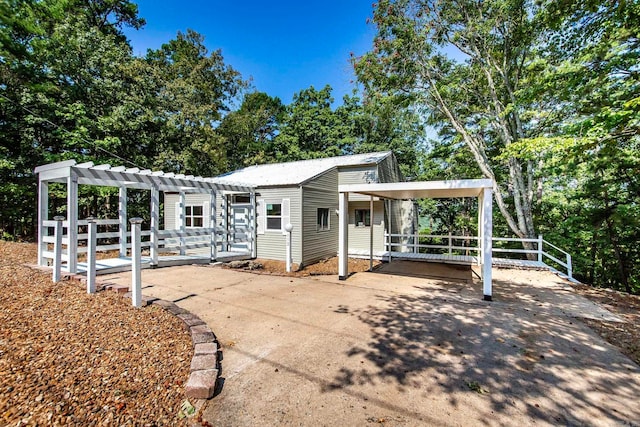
(0, 241, 193, 426)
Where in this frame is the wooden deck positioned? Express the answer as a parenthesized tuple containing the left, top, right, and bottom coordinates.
(63, 250, 252, 275)
(349, 249, 549, 270)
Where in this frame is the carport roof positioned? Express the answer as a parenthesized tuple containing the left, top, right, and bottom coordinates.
(339, 179, 494, 199)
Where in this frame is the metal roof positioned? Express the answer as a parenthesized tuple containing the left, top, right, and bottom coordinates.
(211, 151, 392, 187)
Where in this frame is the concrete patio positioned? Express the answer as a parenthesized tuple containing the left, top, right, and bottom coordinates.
(101, 262, 640, 426)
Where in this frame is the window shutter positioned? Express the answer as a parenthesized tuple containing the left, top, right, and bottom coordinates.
(203, 202, 211, 228)
(281, 198, 290, 235)
(175, 202, 182, 230)
(256, 199, 265, 235)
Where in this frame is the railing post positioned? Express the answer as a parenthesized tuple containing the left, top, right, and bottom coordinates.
(448, 232, 453, 256)
(538, 234, 543, 263)
(52, 216, 65, 282)
(87, 218, 97, 294)
(284, 223, 293, 272)
(130, 217, 143, 308)
(567, 254, 573, 279)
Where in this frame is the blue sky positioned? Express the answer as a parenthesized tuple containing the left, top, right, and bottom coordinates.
(123, 1, 377, 105)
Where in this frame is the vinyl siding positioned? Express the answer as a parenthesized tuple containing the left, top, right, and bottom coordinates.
(301, 169, 339, 265)
(348, 201, 385, 252)
(338, 166, 379, 201)
(256, 187, 302, 263)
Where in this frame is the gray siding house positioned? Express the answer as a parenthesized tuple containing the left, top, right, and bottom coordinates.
(164, 151, 415, 267)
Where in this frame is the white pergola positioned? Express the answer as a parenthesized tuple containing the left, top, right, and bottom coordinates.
(338, 179, 494, 300)
(35, 160, 255, 273)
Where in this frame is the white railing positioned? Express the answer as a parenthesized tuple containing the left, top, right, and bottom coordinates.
(41, 218, 152, 263)
(385, 232, 573, 279)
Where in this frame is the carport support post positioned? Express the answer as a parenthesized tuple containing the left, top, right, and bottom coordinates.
(369, 195, 374, 271)
(150, 186, 159, 267)
(481, 187, 493, 301)
(130, 217, 143, 308)
(338, 192, 349, 280)
(86, 218, 96, 294)
(118, 187, 127, 258)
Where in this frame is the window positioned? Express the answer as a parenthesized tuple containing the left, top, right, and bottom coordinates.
(185, 205, 204, 228)
(233, 194, 250, 204)
(317, 208, 330, 231)
(266, 203, 282, 230)
(355, 209, 371, 227)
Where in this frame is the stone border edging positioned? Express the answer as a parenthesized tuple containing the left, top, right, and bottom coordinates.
(27, 265, 222, 401)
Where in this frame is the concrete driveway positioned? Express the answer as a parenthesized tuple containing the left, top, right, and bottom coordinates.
(101, 262, 640, 426)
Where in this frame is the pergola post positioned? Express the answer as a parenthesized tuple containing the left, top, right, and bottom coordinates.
(338, 191, 349, 280)
(250, 191, 257, 258)
(150, 186, 159, 266)
(118, 187, 127, 258)
(210, 190, 217, 261)
(67, 173, 78, 273)
(37, 180, 48, 266)
(179, 191, 186, 256)
(221, 194, 228, 252)
(481, 187, 493, 301)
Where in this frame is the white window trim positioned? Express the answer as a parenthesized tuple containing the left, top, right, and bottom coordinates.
(185, 203, 206, 228)
(317, 208, 330, 231)
(265, 200, 283, 232)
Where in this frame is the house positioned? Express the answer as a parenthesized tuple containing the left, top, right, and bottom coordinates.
(164, 151, 416, 267)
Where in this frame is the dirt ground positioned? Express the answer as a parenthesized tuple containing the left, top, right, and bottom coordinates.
(224, 256, 381, 277)
(101, 260, 640, 426)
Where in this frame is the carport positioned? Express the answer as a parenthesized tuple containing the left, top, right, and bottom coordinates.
(338, 179, 494, 300)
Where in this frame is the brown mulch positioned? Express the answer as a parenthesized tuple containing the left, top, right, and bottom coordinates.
(570, 283, 640, 366)
(0, 241, 193, 426)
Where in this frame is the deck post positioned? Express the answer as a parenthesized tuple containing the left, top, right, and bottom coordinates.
(87, 218, 96, 294)
(130, 217, 143, 308)
(448, 232, 453, 256)
(38, 180, 48, 266)
(567, 254, 573, 279)
(118, 187, 127, 258)
(67, 173, 78, 273)
(52, 216, 65, 282)
(481, 187, 493, 301)
(537, 235, 543, 263)
(250, 191, 256, 258)
(150, 186, 159, 267)
(211, 190, 217, 261)
(338, 192, 349, 280)
(369, 196, 374, 271)
(179, 191, 186, 256)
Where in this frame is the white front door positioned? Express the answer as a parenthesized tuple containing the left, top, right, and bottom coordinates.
(230, 204, 251, 252)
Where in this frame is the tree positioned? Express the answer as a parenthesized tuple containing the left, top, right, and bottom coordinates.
(217, 91, 285, 170)
(144, 29, 247, 177)
(274, 85, 353, 160)
(354, 0, 543, 247)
